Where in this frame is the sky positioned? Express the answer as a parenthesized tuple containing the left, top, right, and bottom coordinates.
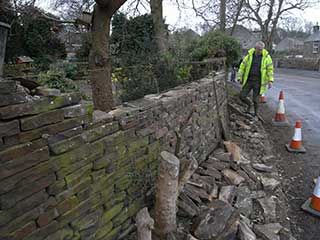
(38, 0, 320, 32)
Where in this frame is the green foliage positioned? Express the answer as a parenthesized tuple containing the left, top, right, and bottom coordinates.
(175, 65, 193, 84)
(52, 61, 78, 79)
(76, 34, 91, 61)
(191, 31, 241, 66)
(38, 69, 78, 92)
(168, 28, 200, 62)
(111, 13, 156, 66)
(5, 6, 66, 62)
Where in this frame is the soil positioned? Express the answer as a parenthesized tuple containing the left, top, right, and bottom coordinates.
(260, 103, 320, 240)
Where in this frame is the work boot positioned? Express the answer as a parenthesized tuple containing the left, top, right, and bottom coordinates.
(246, 105, 254, 115)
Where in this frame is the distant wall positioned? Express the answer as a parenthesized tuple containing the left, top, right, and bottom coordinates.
(0, 71, 229, 240)
(275, 57, 320, 71)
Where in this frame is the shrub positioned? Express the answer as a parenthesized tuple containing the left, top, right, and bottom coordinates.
(191, 31, 241, 66)
(38, 69, 78, 92)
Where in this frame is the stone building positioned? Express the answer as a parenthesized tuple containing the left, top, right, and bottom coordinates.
(304, 24, 320, 58)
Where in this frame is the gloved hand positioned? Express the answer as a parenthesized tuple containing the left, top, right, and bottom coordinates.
(268, 82, 273, 89)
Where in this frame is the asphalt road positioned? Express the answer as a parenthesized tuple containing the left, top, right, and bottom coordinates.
(265, 68, 320, 143)
(262, 68, 320, 239)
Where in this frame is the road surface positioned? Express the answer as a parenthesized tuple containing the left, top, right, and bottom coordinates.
(262, 68, 320, 240)
(265, 68, 320, 143)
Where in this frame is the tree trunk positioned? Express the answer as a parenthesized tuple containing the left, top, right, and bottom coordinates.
(136, 208, 154, 240)
(89, 4, 114, 112)
(219, 0, 226, 32)
(150, 0, 167, 54)
(154, 151, 180, 238)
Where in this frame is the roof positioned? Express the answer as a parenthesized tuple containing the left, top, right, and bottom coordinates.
(305, 26, 320, 42)
(17, 56, 34, 63)
(228, 25, 260, 50)
(275, 37, 304, 52)
(305, 32, 320, 42)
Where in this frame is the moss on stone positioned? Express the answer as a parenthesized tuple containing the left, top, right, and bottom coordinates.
(95, 221, 113, 240)
(101, 203, 124, 224)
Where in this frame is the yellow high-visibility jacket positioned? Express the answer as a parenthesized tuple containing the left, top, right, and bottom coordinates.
(238, 48, 274, 94)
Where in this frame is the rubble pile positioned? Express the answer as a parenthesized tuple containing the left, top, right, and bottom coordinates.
(175, 102, 295, 240)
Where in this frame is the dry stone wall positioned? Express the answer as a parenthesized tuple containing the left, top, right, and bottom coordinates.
(0, 71, 229, 240)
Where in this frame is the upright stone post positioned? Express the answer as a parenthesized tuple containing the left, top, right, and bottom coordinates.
(0, 22, 10, 80)
(154, 151, 180, 238)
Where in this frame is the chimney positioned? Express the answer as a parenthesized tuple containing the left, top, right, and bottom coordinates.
(313, 23, 319, 33)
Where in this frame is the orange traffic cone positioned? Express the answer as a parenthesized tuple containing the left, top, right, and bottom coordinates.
(272, 91, 289, 126)
(311, 177, 320, 211)
(260, 93, 266, 103)
(285, 120, 306, 153)
(301, 177, 320, 217)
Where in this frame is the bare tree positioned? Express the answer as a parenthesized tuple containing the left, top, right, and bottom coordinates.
(53, 0, 95, 19)
(191, 0, 246, 33)
(150, 0, 168, 54)
(242, 0, 310, 50)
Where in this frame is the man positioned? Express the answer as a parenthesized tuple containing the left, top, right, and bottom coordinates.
(238, 41, 274, 118)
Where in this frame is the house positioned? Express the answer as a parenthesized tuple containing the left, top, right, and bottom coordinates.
(228, 25, 260, 53)
(275, 37, 304, 53)
(304, 24, 320, 58)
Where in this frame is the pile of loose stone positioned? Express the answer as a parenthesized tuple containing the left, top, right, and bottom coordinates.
(175, 103, 295, 240)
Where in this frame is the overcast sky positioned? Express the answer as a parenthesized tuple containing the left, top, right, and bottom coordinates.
(38, 0, 320, 32)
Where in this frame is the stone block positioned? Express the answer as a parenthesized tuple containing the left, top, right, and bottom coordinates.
(194, 200, 234, 239)
(20, 109, 64, 131)
(0, 93, 81, 120)
(0, 173, 55, 209)
(253, 223, 282, 240)
(0, 190, 48, 227)
(47, 179, 67, 196)
(36, 87, 61, 97)
(0, 138, 46, 162)
(49, 135, 85, 155)
(0, 120, 20, 137)
(57, 196, 80, 215)
(9, 221, 37, 240)
(37, 208, 59, 227)
(222, 169, 245, 186)
(81, 122, 119, 143)
(112, 208, 129, 227)
(55, 177, 91, 204)
(101, 203, 124, 225)
(48, 126, 83, 145)
(5, 116, 88, 145)
(63, 103, 93, 119)
(0, 92, 28, 107)
(92, 110, 114, 124)
(126, 136, 149, 155)
(0, 80, 17, 94)
(43, 226, 74, 240)
(0, 147, 49, 181)
(95, 222, 113, 240)
(103, 225, 121, 240)
(57, 194, 101, 226)
(71, 209, 102, 231)
(24, 220, 60, 240)
(52, 142, 103, 173)
(64, 163, 93, 187)
(0, 159, 54, 195)
(0, 207, 40, 236)
(219, 185, 237, 204)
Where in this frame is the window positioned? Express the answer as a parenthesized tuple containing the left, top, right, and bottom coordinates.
(313, 41, 319, 54)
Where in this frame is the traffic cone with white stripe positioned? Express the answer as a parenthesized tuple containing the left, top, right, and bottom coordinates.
(260, 93, 266, 103)
(301, 177, 320, 217)
(272, 91, 290, 126)
(286, 120, 306, 153)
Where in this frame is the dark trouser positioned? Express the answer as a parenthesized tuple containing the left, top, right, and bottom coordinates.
(239, 79, 261, 115)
